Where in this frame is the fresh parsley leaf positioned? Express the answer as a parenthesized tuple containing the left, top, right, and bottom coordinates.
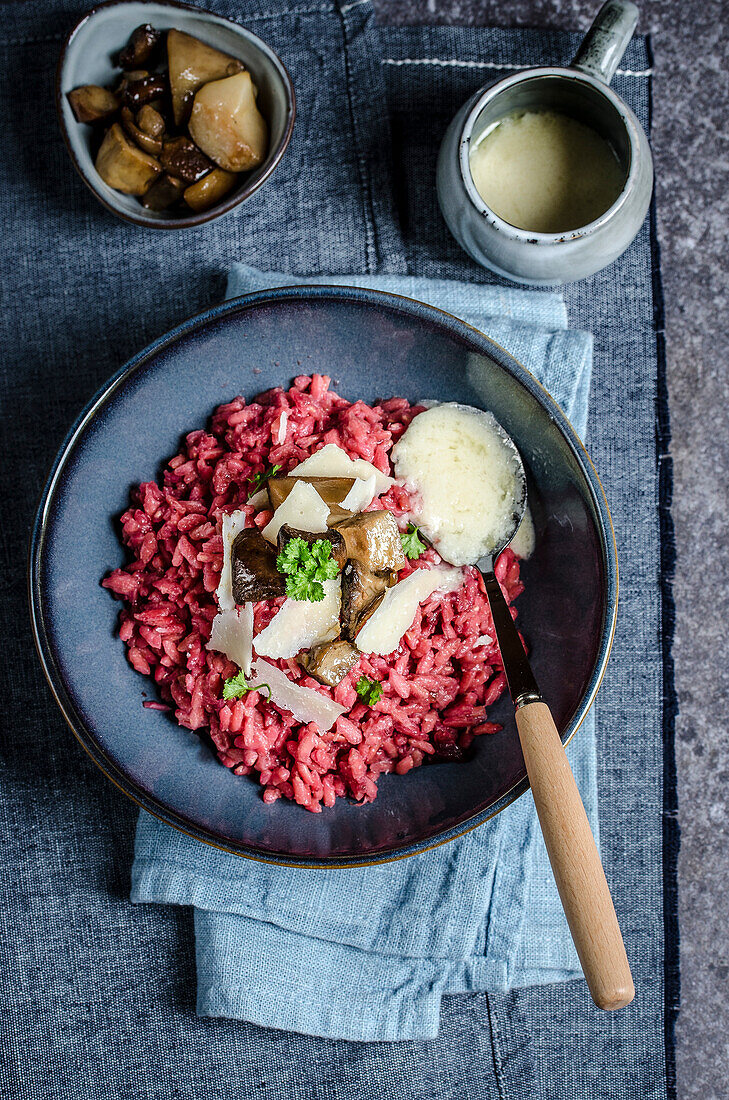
(222, 670, 271, 701)
(309, 540, 340, 581)
(276, 536, 310, 576)
(285, 572, 325, 602)
(251, 463, 282, 493)
(355, 676, 383, 707)
(276, 538, 339, 601)
(222, 670, 250, 700)
(400, 523, 427, 560)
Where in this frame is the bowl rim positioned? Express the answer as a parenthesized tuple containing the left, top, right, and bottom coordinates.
(55, 0, 296, 230)
(28, 285, 618, 867)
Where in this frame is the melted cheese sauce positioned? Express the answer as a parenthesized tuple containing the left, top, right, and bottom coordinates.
(392, 403, 524, 566)
(469, 109, 625, 234)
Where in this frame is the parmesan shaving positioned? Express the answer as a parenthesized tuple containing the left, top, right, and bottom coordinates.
(276, 409, 288, 446)
(339, 473, 377, 512)
(355, 565, 464, 656)
(261, 480, 329, 544)
(254, 579, 341, 660)
(247, 487, 269, 510)
(290, 443, 393, 497)
(216, 509, 248, 611)
(206, 604, 254, 674)
(248, 659, 346, 731)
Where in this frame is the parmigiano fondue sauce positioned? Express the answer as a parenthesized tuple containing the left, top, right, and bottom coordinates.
(392, 403, 524, 566)
(469, 109, 625, 234)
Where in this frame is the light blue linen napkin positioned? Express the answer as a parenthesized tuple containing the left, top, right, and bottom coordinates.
(132, 266, 596, 1042)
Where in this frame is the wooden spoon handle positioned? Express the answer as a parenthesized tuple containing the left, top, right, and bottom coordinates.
(515, 700, 635, 1010)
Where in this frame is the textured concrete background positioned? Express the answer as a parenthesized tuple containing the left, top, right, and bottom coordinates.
(375, 1, 729, 1096)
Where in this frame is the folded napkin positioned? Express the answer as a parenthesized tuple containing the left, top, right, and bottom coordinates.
(132, 266, 596, 1042)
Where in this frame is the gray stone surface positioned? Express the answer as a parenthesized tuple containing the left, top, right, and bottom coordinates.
(375, 1, 729, 1096)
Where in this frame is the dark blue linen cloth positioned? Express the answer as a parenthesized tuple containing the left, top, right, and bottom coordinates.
(0, 1, 676, 1096)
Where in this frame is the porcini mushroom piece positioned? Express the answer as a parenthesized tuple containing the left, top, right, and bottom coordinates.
(189, 71, 268, 173)
(114, 70, 148, 99)
(267, 476, 356, 513)
(120, 106, 163, 155)
(67, 85, 119, 124)
(276, 525, 347, 571)
(331, 511, 407, 574)
(340, 560, 387, 640)
(123, 74, 168, 111)
(160, 136, 213, 183)
(141, 173, 187, 211)
(118, 24, 162, 69)
(136, 104, 165, 137)
(183, 167, 237, 212)
(231, 528, 286, 604)
(167, 28, 245, 126)
(95, 123, 161, 194)
(298, 639, 361, 688)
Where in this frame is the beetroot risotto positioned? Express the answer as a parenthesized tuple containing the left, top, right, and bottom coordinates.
(103, 375, 525, 812)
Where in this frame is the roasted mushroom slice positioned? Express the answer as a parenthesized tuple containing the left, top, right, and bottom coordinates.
(95, 123, 161, 194)
(160, 136, 213, 183)
(331, 511, 407, 575)
(141, 173, 187, 211)
(167, 28, 245, 126)
(340, 560, 387, 640)
(299, 639, 361, 688)
(120, 106, 163, 155)
(276, 525, 347, 571)
(183, 168, 237, 212)
(122, 74, 168, 110)
(267, 476, 356, 512)
(67, 85, 119, 124)
(136, 105, 165, 137)
(231, 528, 286, 604)
(118, 24, 162, 69)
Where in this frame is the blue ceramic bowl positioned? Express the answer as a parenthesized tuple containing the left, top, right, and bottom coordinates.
(29, 287, 617, 866)
(56, 0, 295, 229)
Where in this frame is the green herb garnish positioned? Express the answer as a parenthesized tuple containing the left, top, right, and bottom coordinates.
(276, 537, 339, 602)
(400, 523, 427, 560)
(222, 669, 271, 701)
(251, 463, 282, 493)
(355, 676, 383, 707)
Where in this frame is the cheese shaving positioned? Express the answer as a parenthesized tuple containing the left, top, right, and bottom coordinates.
(261, 480, 329, 544)
(355, 565, 464, 656)
(216, 509, 248, 611)
(206, 604, 254, 674)
(339, 473, 377, 512)
(248, 659, 346, 731)
(254, 579, 341, 659)
(290, 443, 393, 497)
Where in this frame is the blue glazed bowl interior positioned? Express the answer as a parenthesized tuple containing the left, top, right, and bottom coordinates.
(30, 288, 616, 865)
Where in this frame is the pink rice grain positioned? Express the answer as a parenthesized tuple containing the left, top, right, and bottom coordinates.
(103, 375, 525, 812)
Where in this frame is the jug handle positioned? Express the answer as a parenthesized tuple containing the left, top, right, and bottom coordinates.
(570, 0, 639, 85)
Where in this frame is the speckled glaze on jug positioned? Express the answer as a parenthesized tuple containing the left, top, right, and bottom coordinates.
(436, 1, 653, 285)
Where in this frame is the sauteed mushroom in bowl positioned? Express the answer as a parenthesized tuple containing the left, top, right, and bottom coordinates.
(56, 0, 295, 228)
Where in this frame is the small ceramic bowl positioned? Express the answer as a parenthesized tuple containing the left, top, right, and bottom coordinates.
(56, 0, 295, 229)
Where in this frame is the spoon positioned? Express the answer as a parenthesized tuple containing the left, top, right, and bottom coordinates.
(431, 426, 634, 1012)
